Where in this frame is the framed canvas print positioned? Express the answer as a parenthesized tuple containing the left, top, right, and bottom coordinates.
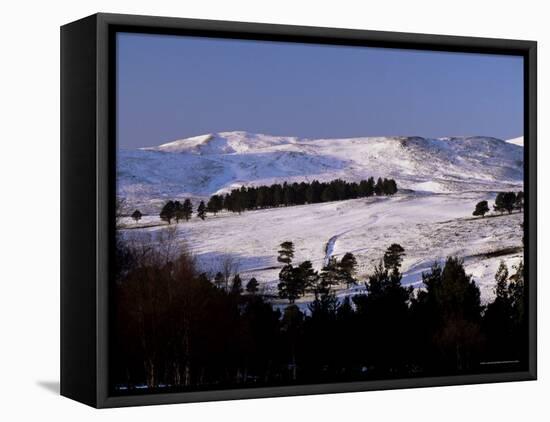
(61, 13, 537, 408)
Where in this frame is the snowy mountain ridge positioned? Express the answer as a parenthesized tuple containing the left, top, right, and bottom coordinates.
(118, 131, 524, 209)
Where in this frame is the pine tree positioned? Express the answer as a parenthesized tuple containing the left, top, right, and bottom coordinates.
(222, 193, 232, 212)
(508, 261, 525, 322)
(321, 184, 336, 202)
(482, 261, 516, 362)
(278, 264, 298, 303)
(508, 261, 526, 362)
(280, 305, 304, 381)
(495, 260, 510, 300)
(383, 243, 405, 271)
(283, 182, 294, 205)
(273, 184, 283, 207)
(374, 177, 384, 195)
(386, 179, 398, 195)
(473, 200, 490, 218)
(197, 200, 206, 220)
(160, 200, 176, 224)
(319, 257, 340, 288)
(207, 195, 223, 214)
(355, 260, 412, 372)
(308, 283, 338, 318)
(231, 274, 243, 295)
(277, 259, 312, 304)
(494, 192, 516, 214)
(246, 277, 259, 294)
(131, 209, 142, 222)
(493, 192, 505, 214)
(339, 252, 358, 288)
(336, 296, 354, 321)
(503, 192, 517, 214)
(173, 200, 184, 223)
(417, 257, 483, 371)
(182, 198, 193, 221)
(277, 241, 295, 265)
(366, 177, 375, 196)
(296, 260, 318, 292)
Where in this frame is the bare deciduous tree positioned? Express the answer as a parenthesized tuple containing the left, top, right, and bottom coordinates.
(220, 254, 239, 292)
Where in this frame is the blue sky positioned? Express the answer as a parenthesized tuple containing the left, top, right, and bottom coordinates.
(117, 32, 524, 148)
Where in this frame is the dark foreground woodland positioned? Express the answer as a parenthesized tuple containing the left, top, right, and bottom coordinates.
(111, 229, 527, 394)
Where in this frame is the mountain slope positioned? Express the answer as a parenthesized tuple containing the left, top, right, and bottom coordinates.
(506, 136, 524, 147)
(118, 131, 524, 208)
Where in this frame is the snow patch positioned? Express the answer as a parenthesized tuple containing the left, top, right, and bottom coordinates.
(506, 136, 524, 147)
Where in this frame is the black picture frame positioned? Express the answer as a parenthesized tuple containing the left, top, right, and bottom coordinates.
(61, 12, 537, 408)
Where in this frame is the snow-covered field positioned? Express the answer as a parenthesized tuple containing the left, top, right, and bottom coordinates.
(118, 131, 524, 304)
(119, 196, 524, 304)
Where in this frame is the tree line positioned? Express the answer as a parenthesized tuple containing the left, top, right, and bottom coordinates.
(207, 177, 398, 214)
(155, 199, 206, 224)
(473, 191, 524, 218)
(128, 178, 398, 225)
(112, 234, 527, 393)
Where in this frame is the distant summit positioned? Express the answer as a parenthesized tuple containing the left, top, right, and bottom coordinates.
(141, 131, 301, 155)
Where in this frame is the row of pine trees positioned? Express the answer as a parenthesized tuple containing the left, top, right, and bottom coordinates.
(473, 191, 524, 217)
(207, 178, 398, 214)
(129, 178, 398, 225)
(158, 199, 207, 224)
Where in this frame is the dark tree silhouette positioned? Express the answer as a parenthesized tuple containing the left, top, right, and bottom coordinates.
(160, 200, 176, 224)
(472, 200, 490, 217)
(182, 199, 193, 221)
(173, 201, 184, 223)
(231, 274, 243, 295)
(296, 260, 318, 292)
(383, 243, 405, 271)
(494, 192, 517, 214)
(277, 241, 295, 265)
(411, 257, 483, 372)
(206, 195, 223, 214)
(281, 305, 304, 381)
(246, 277, 259, 294)
(112, 233, 529, 392)
(319, 257, 340, 289)
(374, 177, 384, 195)
(197, 201, 206, 220)
(131, 209, 142, 222)
(353, 260, 412, 373)
(209, 177, 397, 214)
(278, 265, 299, 304)
(483, 260, 526, 364)
(339, 252, 358, 288)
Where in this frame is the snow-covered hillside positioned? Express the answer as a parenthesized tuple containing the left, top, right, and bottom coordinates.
(118, 131, 523, 211)
(118, 131, 524, 304)
(120, 191, 523, 303)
